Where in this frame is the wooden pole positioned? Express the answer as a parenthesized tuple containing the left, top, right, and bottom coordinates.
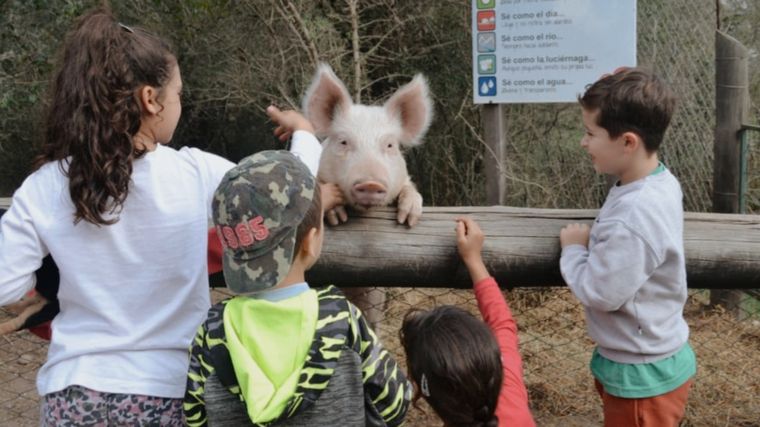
(482, 104, 507, 205)
(711, 30, 750, 309)
(713, 31, 749, 213)
(306, 207, 760, 290)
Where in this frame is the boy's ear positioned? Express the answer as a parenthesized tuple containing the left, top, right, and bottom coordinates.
(621, 131, 641, 152)
(299, 227, 321, 259)
(138, 85, 160, 115)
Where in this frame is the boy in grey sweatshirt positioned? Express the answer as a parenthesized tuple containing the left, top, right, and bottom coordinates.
(559, 68, 696, 427)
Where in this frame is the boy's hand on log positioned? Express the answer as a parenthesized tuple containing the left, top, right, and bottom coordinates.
(320, 183, 344, 212)
(560, 223, 590, 249)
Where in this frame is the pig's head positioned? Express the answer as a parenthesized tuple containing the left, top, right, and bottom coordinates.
(302, 64, 433, 212)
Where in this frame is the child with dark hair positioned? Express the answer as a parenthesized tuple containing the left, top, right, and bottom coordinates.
(0, 209, 59, 338)
(184, 148, 410, 427)
(401, 217, 535, 427)
(0, 7, 322, 425)
(560, 68, 695, 426)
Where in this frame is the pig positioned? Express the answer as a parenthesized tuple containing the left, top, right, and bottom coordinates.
(302, 63, 433, 227)
(302, 64, 433, 328)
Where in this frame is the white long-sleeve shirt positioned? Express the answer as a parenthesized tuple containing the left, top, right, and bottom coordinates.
(0, 131, 321, 398)
(560, 168, 689, 364)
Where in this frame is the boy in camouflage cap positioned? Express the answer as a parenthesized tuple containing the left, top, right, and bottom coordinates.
(184, 118, 411, 427)
(211, 150, 318, 294)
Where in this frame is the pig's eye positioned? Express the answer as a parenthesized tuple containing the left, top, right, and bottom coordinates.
(339, 140, 348, 146)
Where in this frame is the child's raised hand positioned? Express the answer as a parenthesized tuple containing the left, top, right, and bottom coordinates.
(266, 105, 315, 142)
(456, 217, 484, 264)
(456, 217, 490, 284)
(560, 223, 590, 249)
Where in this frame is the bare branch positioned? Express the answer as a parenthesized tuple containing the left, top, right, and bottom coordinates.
(348, 0, 362, 102)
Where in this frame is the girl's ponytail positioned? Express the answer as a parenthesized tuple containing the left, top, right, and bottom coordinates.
(400, 306, 503, 427)
(475, 405, 499, 427)
(35, 7, 175, 225)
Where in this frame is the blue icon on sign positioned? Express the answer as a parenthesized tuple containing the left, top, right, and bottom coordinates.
(478, 77, 497, 96)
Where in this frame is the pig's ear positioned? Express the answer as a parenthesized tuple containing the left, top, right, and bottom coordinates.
(302, 64, 353, 137)
(384, 74, 433, 146)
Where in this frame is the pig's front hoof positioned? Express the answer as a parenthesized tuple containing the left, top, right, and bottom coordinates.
(397, 193, 423, 227)
(402, 211, 422, 227)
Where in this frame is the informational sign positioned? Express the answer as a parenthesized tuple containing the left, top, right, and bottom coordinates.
(472, 0, 636, 104)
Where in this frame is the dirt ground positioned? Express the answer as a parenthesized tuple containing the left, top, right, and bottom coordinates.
(1, 288, 759, 427)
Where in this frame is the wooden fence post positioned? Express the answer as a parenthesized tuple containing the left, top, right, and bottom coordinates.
(711, 30, 750, 311)
(483, 104, 507, 205)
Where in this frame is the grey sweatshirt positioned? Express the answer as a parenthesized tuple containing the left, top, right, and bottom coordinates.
(560, 169, 689, 364)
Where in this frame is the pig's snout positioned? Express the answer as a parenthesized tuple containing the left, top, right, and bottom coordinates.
(351, 181, 387, 208)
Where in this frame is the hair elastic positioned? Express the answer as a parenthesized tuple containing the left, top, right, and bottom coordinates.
(420, 373, 431, 397)
(118, 22, 134, 33)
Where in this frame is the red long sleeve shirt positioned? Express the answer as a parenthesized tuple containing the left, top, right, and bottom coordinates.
(473, 277, 536, 427)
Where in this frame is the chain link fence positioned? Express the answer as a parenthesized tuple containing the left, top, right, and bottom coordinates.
(1, 1, 759, 426)
(639, 0, 716, 212)
(744, 127, 760, 214)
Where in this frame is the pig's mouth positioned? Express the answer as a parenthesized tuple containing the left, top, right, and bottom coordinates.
(350, 200, 388, 211)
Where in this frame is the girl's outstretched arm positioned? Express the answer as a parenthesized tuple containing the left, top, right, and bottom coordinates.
(455, 217, 536, 427)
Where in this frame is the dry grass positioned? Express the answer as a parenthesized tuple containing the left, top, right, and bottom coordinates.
(372, 287, 760, 427)
(1, 288, 759, 427)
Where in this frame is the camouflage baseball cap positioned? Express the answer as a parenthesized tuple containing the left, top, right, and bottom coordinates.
(212, 150, 316, 293)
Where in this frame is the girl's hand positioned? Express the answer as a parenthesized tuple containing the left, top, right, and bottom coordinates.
(266, 105, 315, 142)
(560, 223, 590, 248)
(456, 217, 484, 264)
(456, 217, 490, 284)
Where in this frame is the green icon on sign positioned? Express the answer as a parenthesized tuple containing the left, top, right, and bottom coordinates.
(477, 0, 496, 9)
(478, 55, 496, 74)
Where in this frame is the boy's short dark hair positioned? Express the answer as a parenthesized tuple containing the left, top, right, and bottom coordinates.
(579, 68, 676, 153)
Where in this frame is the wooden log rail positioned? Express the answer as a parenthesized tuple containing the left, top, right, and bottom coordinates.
(2, 199, 758, 289)
(308, 207, 760, 289)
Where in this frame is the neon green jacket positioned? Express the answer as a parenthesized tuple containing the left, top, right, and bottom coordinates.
(184, 285, 410, 426)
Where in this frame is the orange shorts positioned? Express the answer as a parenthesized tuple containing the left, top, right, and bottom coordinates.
(594, 378, 693, 427)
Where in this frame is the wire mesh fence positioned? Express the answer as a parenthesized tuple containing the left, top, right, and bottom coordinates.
(745, 127, 760, 214)
(638, 0, 716, 213)
(1, 0, 759, 426)
(490, 0, 717, 212)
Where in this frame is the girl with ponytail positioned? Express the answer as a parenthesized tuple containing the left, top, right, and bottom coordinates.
(0, 6, 322, 425)
(400, 218, 536, 427)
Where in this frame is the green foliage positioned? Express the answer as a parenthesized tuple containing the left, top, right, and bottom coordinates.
(0, 0, 95, 194)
